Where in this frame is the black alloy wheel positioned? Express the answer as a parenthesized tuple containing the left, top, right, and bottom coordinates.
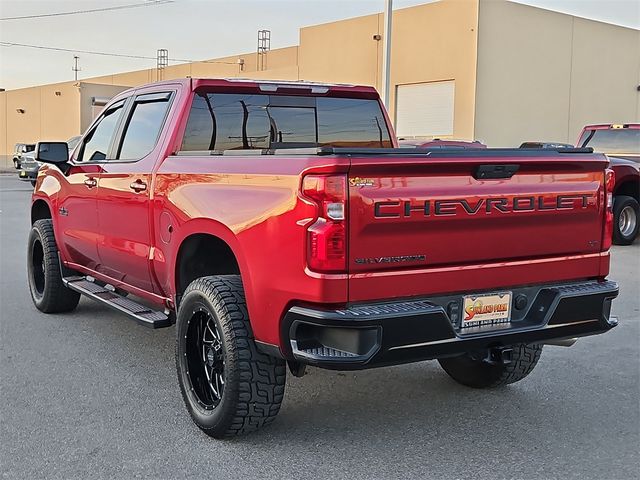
(184, 306, 226, 410)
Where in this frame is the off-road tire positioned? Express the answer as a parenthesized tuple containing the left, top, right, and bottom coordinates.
(613, 195, 639, 246)
(27, 219, 80, 313)
(438, 343, 542, 388)
(176, 275, 286, 438)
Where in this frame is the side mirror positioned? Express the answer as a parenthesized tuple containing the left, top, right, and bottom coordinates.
(36, 142, 69, 165)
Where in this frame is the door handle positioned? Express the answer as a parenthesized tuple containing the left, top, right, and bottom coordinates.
(84, 177, 97, 188)
(129, 180, 147, 192)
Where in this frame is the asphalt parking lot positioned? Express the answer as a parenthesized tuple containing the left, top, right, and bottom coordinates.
(0, 174, 638, 479)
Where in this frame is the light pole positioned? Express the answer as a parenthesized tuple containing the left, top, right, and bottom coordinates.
(381, 0, 393, 109)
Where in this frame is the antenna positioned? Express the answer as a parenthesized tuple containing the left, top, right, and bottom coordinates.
(257, 30, 270, 71)
(72, 55, 81, 81)
(157, 48, 168, 81)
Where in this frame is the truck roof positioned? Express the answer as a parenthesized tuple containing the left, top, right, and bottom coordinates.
(115, 78, 379, 99)
(582, 123, 640, 130)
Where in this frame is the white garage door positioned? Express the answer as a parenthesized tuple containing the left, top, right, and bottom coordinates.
(395, 80, 455, 137)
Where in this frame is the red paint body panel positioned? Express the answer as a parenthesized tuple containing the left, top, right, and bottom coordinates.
(347, 155, 606, 277)
(32, 79, 613, 351)
(349, 252, 608, 302)
(53, 164, 102, 270)
(576, 124, 639, 198)
(152, 155, 350, 344)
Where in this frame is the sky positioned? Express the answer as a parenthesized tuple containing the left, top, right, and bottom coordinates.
(0, 0, 638, 91)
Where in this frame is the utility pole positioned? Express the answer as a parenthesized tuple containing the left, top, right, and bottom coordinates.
(72, 55, 81, 81)
(257, 30, 271, 71)
(381, 0, 393, 109)
(157, 49, 168, 81)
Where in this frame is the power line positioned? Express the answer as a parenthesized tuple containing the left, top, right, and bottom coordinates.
(0, 41, 237, 65)
(0, 1, 173, 21)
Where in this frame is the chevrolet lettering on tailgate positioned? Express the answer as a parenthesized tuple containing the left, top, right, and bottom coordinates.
(373, 194, 595, 218)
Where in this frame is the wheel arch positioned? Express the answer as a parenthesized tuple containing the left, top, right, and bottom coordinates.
(172, 223, 251, 308)
(614, 178, 640, 202)
(31, 199, 52, 225)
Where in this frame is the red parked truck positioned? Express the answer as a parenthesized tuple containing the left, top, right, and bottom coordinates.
(577, 124, 639, 245)
(28, 79, 619, 438)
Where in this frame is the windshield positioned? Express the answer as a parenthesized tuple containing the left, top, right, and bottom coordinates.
(67, 136, 82, 150)
(579, 128, 640, 155)
(181, 92, 392, 151)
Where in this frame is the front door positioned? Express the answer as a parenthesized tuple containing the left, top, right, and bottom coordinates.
(57, 101, 126, 270)
(95, 91, 173, 293)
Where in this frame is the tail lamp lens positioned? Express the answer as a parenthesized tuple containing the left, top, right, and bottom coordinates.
(602, 168, 615, 250)
(302, 174, 347, 272)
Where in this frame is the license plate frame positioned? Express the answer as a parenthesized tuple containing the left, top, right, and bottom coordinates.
(461, 291, 512, 329)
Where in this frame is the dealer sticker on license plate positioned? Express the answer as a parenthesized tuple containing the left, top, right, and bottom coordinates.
(462, 292, 512, 328)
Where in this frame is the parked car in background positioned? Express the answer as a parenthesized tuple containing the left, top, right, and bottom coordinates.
(399, 138, 487, 149)
(19, 136, 81, 186)
(18, 154, 40, 186)
(12, 143, 35, 169)
(520, 141, 575, 149)
(577, 124, 639, 245)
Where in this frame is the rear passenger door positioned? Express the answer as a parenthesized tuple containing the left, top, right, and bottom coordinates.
(95, 91, 173, 293)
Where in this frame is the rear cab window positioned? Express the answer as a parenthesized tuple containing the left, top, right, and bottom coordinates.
(579, 127, 640, 155)
(180, 91, 392, 152)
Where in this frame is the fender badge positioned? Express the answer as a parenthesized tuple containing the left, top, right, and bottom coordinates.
(349, 177, 375, 188)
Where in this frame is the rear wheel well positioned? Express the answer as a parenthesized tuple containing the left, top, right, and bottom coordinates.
(175, 234, 240, 302)
(614, 179, 640, 202)
(31, 200, 52, 225)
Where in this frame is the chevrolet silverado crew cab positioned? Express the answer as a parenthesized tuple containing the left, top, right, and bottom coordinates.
(577, 123, 639, 245)
(28, 79, 619, 438)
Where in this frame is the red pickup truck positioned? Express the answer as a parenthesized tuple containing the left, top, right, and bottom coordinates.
(577, 124, 639, 245)
(28, 79, 619, 438)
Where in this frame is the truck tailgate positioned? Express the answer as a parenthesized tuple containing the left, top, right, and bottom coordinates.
(347, 150, 608, 277)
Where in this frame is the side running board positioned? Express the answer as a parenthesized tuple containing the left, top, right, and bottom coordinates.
(62, 276, 171, 328)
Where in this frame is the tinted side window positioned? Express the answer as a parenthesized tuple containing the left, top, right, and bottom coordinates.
(78, 105, 124, 162)
(118, 97, 171, 160)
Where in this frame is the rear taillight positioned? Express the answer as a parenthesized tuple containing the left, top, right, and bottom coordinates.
(602, 168, 615, 250)
(302, 174, 347, 273)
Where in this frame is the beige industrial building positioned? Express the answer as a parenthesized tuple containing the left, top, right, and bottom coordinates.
(1, 0, 639, 167)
